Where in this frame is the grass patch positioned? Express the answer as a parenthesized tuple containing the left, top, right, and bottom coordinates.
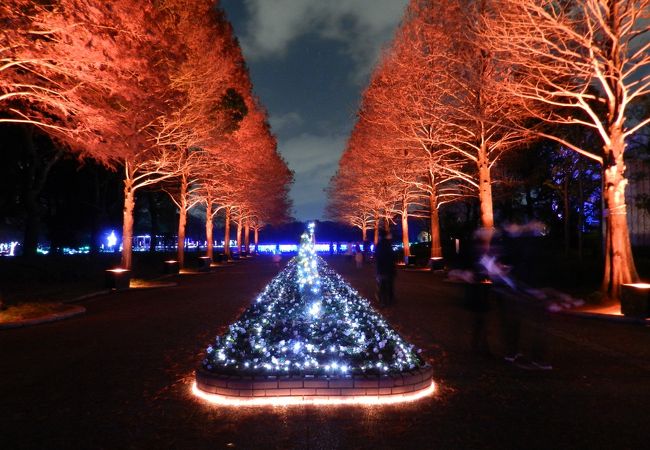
(130, 279, 176, 289)
(0, 302, 70, 324)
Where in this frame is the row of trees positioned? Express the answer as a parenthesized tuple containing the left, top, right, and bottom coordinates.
(1, 0, 292, 269)
(328, 0, 649, 300)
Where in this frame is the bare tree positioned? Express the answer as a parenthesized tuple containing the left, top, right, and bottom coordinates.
(483, 0, 650, 299)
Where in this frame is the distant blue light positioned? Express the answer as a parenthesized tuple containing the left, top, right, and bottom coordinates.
(107, 231, 118, 248)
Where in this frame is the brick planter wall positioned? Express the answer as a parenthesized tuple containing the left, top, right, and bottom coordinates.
(195, 364, 434, 401)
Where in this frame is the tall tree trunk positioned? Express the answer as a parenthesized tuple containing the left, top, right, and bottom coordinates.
(148, 191, 159, 253)
(600, 167, 606, 261)
(236, 221, 242, 254)
(22, 185, 39, 257)
(563, 179, 570, 256)
(20, 126, 61, 257)
(384, 215, 390, 233)
(177, 208, 187, 268)
(374, 215, 380, 246)
(91, 166, 115, 255)
(206, 202, 214, 260)
(21, 126, 39, 257)
(578, 174, 584, 261)
(90, 168, 102, 255)
(224, 208, 231, 260)
(525, 189, 535, 222)
(176, 177, 188, 269)
(362, 223, 367, 242)
(430, 191, 442, 258)
(254, 228, 259, 253)
(600, 8, 637, 301)
(601, 131, 639, 300)
(244, 221, 250, 253)
(121, 180, 135, 269)
(401, 207, 410, 258)
(477, 144, 494, 229)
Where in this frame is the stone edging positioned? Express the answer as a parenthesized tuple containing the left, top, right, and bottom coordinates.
(0, 305, 86, 330)
(195, 364, 434, 400)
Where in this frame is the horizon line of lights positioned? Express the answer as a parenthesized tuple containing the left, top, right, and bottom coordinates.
(191, 380, 435, 407)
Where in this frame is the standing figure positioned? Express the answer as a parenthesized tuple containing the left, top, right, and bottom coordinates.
(272, 251, 282, 268)
(355, 244, 363, 269)
(465, 227, 496, 355)
(375, 230, 396, 306)
(346, 241, 353, 261)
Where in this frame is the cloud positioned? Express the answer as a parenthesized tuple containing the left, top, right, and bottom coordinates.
(240, 0, 408, 81)
(269, 111, 304, 134)
(278, 132, 347, 220)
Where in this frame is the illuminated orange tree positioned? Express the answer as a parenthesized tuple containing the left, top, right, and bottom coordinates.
(327, 123, 385, 245)
(228, 101, 293, 256)
(196, 99, 292, 260)
(0, 1, 160, 152)
(1, 1, 168, 255)
(328, 111, 420, 256)
(415, 0, 536, 230)
(151, 3, 250, 269)
(483, 0, 649, 299)
(355, 0, 478, 258)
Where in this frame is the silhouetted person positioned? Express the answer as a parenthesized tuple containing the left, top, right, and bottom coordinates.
(363, 239, 371, 262)
(355, 243, 363, 268)
(464, 228, 496, 355)
(498, 222, 552, 370)
(375, 230, 396, 306)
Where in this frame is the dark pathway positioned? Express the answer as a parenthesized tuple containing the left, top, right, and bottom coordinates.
(1, 256, 648, 449)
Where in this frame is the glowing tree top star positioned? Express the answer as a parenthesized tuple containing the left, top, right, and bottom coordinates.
(202, 225, 424, 377)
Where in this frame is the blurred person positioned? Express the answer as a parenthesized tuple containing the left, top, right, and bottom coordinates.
(464, 227, 498, 355)
(363, 239, 371, 262)
(272, 251, 282, 268)
(375, 230, 396, 306)
(497, 222, 553, 370)
(355, 245, 363, 269)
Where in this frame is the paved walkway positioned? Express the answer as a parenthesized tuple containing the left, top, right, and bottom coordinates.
(1, 256, 648, 449)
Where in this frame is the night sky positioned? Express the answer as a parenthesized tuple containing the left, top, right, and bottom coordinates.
(221, 0, 408, 221)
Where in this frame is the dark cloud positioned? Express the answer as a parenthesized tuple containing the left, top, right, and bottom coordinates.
(240, 0, 407, 81)
(222, 0, 406, 220)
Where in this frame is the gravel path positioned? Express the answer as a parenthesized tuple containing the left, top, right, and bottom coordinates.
(1, 256, 648, 449)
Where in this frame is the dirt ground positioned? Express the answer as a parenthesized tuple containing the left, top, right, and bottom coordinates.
(1, 255, 648, 449)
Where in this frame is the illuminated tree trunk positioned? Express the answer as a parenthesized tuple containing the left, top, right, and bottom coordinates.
(206, 202, 214, 260)
(362, 223, 367, 242)
(224, 208, 231, 260)
(176, 175, 188, 269)
(148, 191, 159, 254)
(384, 215, 390, 233)
(477, 144, 494, 229)
(374, 215, 380, 246)
(601, 131, 639, 300)
(430, 191, 442, 259)
(401, 205, 410, 258)
(121, 180, 135, 269)
(244, 221, 251, 253)
(236, 221, 242, 254)
(254, 228, 259, 253)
